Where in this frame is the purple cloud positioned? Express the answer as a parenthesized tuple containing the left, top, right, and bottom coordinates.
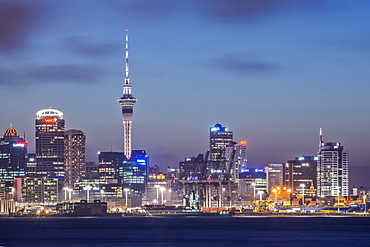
(25, 65, 103, 84)
(66, 37, 120, 57)
(0, 3, 38, 51)
(213, 54, 279, 74)
(197, 0, 327, 21)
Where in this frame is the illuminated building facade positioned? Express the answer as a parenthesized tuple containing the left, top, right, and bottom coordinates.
(210, 123, 233, 163)
(0, 126, 27, 198)
(120, 150, 148, 193)
(26, 153, 36, 177)
(226, 140, 247, 182)
(64, 129, 86, 187)
(284, 156, 317, 196)
(239, 168, 267, 201)
(35, 109, 65, 180)
(118, 30, 137, 160)
(179, 154, 205, 180)
(317, 131, 349, 196)
(98, 152, 125, 180)
(14, 177, 58, 204)
(265, 164, 283, 193)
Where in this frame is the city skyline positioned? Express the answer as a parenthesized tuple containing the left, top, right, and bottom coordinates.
(1, 1, 370, 186)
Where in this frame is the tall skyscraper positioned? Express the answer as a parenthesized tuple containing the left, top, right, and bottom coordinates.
(35, 108, 65, 180)
(64, 129, 86, 187)
(0, 125, 27, 197)
(210, 123, 233, 162)
(118, 30, 137, 160)
(317, 129, 349, 196)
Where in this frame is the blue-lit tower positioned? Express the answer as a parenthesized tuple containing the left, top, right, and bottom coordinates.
(118, 30, 137, 160)
(120, 150, 148, 194)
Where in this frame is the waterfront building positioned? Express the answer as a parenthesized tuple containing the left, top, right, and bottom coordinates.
(120, 150, 148, 194)
(284, 156, 317, 196)
(210, 123, 233, 163)
(179, 154, 206, 180)
(14, 177, 58, 204)
(239, 168, 267, 202)
(64, 129, 86, 187)
(98, 152, 125, 180)
(118, 30, 137, 160)
(317, 129, 349, 196)
(35, 109, 65, 180)
(265, 164, 283, 193)
(0, 125, 27, 196)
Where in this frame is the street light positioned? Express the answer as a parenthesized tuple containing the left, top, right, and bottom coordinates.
(251, 182, 256, 201)
(300, 184, 305, 211)
(160, 187, 166, 205)
(168, 189, 172, 204)
(63, 187, 68, 201)
(85, 185, 92, 202)
(124, 188, 130, 207)
(337, 186, 341, 213)
(258, 190, 264, 201)
(154, 185, 160, 204)
(100, 189, 104, 201)
(68, 188, 73, 200)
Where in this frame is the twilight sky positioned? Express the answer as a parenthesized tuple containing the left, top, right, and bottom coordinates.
(1, 0, 370, 186)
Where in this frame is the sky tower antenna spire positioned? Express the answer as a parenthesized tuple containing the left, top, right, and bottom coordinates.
(125, 29, 129, 85)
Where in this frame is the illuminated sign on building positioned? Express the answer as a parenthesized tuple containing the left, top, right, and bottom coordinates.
(13, 142, 27, 148)
(44, 118, 56, 124)
(255, 168, 264, 173)
(240, 140, 247, 146)
(210, 127, 220, 132)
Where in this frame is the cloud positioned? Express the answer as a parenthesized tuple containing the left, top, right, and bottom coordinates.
(213, 54, 279, 74)
(112, 0, 175, 22)
(197, 0, 327, 21)
(66, 37, 120, 57)
(24, 65, 103, 84)
(0, 2, 38, 51)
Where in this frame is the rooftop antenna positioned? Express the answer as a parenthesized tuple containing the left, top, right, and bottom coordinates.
(10, 118, 13, 127)
(122, 29, 131, 95)
(319, 128, 324, 147)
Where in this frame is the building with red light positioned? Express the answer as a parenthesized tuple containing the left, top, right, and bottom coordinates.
(35, 109, 65, 181)
(0, 125, 27, 199)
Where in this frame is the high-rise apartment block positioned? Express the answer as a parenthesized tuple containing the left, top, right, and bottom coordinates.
(317, 129, 349, 196)
(64, 129, 86, 187)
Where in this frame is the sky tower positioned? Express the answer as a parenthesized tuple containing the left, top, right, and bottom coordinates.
(118, 30, 137, 159)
